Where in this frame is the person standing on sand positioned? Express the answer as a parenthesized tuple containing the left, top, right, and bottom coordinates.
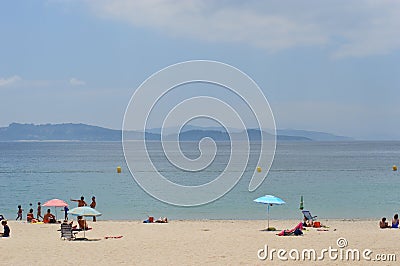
(71, 196, 87, 220)
(37, 202, 43, 221)
(16, 205, 23, 221)
(63, 206, 69, 221)
(71, 196, 87, 207)
(90, 196, 96, 222)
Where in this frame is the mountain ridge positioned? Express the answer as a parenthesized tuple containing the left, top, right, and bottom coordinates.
(0, 123, 352, 141)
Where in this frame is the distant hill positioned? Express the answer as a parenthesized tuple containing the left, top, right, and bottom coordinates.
(165, 129, 311, 142)
(0, 123, 350, 141)
(277, 129, 353, 141)
(147, 125, 243, 135)
(0, 123, 121, 141)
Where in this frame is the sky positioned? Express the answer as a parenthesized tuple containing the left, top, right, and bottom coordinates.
(0, 0, 399, 140)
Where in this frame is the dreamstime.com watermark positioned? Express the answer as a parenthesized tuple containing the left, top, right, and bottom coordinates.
(257, 237, 396, 262)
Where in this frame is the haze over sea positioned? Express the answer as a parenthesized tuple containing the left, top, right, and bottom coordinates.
(1, 141, 399, 221)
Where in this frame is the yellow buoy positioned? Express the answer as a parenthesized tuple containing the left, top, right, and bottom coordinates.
(257, 166, 262, 173)
(393, 165, 397, 171)
(117, 166, 122, 173)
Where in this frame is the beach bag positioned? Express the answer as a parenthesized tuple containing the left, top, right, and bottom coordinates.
(313, 221, 321, 228)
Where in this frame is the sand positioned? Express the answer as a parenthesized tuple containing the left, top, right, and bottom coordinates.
(0, 219, 398, 265)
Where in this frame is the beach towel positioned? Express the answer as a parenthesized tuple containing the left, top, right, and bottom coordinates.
(105, 235, 123, 239)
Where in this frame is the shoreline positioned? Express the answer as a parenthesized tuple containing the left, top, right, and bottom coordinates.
(1, 219, 398, 265)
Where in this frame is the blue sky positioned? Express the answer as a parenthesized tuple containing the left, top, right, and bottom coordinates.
(0, 0, 399, 139)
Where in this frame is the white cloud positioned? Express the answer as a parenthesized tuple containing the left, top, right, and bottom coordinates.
(69, 77, 86, 86)
(0, 75, 22, 87)
(78, 0, 400, 58)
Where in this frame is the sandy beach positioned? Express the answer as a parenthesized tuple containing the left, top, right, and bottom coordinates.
(0, 219, 398, 265)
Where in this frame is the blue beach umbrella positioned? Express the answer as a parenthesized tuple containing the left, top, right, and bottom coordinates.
(68, 207, 102, 238)
(254, 195, 286, 230)
(68, 206, 102, 217)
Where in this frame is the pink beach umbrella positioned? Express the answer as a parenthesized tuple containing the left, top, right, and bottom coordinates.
(43, 199, 68, 220)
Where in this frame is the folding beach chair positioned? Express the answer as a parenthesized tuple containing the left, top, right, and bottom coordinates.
(60, 223, 77, 240)
(302, 210, 317, 222)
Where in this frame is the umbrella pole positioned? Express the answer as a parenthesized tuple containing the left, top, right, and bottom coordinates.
(300, 196, 305, 222)
(267, 204, 270, 229)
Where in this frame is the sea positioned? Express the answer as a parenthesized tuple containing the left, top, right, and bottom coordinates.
(0, 141, 399, 221)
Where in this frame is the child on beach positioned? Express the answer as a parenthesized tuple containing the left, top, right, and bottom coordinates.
(16, 205, 23, 221)
(0, 220, 10, 237)
(37, 202, 43, 221)
(63, 206, 69, 221)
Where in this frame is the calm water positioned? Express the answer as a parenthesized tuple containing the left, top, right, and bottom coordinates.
(0, 141, 399, 220)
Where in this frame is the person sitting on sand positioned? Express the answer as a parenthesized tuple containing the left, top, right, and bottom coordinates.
(27, 208, 34, 222)
(78, 217, 89, 230)
(303, 216, 313, 227)
(62, 219, 76, 229)
(380, 217, 390, 229)
(392, 214, 399, 228)
(43, 209, 56, 223)
(155, 217, 168, 223)
(0, 220, 10, 237)
(62, 219, 71, 225)
(143, 216, 154, 223)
